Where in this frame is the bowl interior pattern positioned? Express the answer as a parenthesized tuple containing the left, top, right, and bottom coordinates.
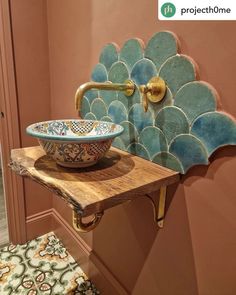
(27, 120, 123, 141)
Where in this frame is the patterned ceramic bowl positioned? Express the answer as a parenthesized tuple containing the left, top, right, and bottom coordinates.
(26, 119, 124, 168)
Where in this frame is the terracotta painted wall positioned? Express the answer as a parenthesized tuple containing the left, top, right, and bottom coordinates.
(46, 1, 236, 294)
(8, 0, 236, 294)
(10, 0, 52, 233)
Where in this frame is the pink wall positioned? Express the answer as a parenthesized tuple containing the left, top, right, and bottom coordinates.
(47, 1, 236, 294)
(10, 0, 52, 223)
(8, 0, 236, 294)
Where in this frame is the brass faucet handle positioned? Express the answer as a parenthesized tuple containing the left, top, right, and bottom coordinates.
(139, 77, 166, 112)
(146, 76, 166, 103)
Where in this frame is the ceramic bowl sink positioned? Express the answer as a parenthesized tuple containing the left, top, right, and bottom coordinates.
(26, 119, 124, 168)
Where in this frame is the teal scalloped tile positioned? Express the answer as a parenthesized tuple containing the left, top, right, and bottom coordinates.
(99, 89, 117, 107)
(91, 63, 108, 82)
(139, 126, 167, 158)
(100, 116, 112, 122)
(159, 55, 196, 95)
(119, 121, 139, 148)
(152, 152, 184, 173)
(90, 98, 107, 120)
(99, 43, 118, 71)
(117, 88, 141, 111)
(148, 87, 173, 116)
(120, 39, 144, 70)
(84, 90, 99, 104)
(80, 96, 90, 119)
(127, 143, 150, 160)
(191, 112, 236, 155)
(108, 62, 129, 83)
(169, 134, 209, 173)
(108, 100, 128, 124)
(174, 81, 217, 123)
(145, 31, 178, 70)
(129, 103, 153, 133)
(112, 137, 127, 150)
(84, 112, 97, 120)
(155, 106, 189, 144)
(131, 58, 157, 85)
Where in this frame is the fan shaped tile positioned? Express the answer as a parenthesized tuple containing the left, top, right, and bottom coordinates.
(169, 134, 209, 173)
(108, 62, 129, 83)
(120, 39, 144, 70)
(191, 112, 236, 155)
(145, 31, 178, 69)
(108, 101, 128, 124)
(159, 55, 196, 95)
(174, 81, 217, 123)
(155, 106, 189, 144)
(152, 152, 184, 173)
(84, 112, 97, 121)
(139, 126, 167, 158)
(127, 143, 150, 160)
(80, 96, 90, 118)
(129, 103, 153, 133)
(131, 58, 157, 85)
(90, 98, 107, 120)
(119, 121, 138, 148)
(91, 63, 108, 82)
(99, 43, 118, 71)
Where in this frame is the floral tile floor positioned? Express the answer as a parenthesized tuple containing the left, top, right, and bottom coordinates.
(0, 232, 99, 295)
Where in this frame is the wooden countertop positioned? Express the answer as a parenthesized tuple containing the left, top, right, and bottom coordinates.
(10, 146, 180, 216)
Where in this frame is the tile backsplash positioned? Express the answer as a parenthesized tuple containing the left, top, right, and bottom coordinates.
(81, 31, 236, 174)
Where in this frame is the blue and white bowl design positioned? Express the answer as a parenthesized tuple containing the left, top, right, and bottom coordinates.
(26, 119, 124, 168)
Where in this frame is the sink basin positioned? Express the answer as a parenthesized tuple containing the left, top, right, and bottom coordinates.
(26, 119, 124, 168)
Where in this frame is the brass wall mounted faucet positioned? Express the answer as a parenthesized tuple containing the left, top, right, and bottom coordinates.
(75, 80, 135, 113)
(140, 77, 167, 112)
(75, 76, 166, 113)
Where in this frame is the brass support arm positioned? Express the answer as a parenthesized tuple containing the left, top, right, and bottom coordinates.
(72, 210, 104, 233)
(75, 80, 135, 113)
(146, 186, 167, 228)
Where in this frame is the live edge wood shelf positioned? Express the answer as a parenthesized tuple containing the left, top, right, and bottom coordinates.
(10, 146, 180, 232)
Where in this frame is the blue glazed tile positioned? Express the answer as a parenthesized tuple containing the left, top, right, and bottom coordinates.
(169, 134, 209, 173)
(99, 43, 118, 71)
(152, 152, 184, 173)
(155, 106, 189, 144)
(118, 88, 141, 111)
(90, 98, 108, 120)
(108, 101, 128, 124)
(148, 87, 173, 116)
(100, 116, 112, 122)
(108, 62, 129, 84)
(84, 112, 97, 121)
(174, 81, 217, 123)
(139, 126, 168, 158)
(129, 103, 153, 133)
(91, 63, 108, 82)
(145, 31, 178, 70)
(112, 137, 127, 150)
(127, 143, 150, 160)
(84, 90, 99, 104)
(191, 112, 236, 156)
(99, 89, 117, 108)
(159, 55, 196, 95)
(119, 121, 138, 148)
(131, 58, 157, 85)
(120, 39, 144, 70)
(80, 96, 90, 119)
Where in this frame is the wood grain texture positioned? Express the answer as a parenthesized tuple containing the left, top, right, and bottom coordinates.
(10, 146, 180, 217)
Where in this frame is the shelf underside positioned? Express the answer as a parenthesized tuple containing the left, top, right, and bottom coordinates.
(10, 146, 180, 217)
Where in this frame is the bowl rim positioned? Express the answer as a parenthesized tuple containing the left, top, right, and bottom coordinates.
(26, 119, 124, 142)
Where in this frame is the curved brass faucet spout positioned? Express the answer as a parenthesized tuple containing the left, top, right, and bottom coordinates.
(75, 80, 135, 113)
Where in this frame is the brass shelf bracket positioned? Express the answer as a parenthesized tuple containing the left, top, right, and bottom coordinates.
(72, 210, 104, 233)
(146, 186, 167, 228)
